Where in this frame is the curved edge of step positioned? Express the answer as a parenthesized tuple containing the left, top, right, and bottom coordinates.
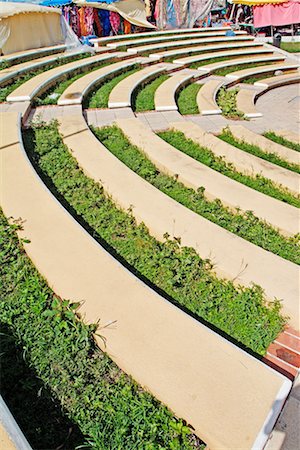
(1, 111, 293, 450)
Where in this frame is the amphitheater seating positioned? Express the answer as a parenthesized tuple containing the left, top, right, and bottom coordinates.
(169, 120, 299, 195)
(197, 54, 285, 74)
(149, 41, 261, 61)
(226, 63, 299, 82)
(276, 130, 300, 145)
(154, 72, 196, 111)
(254, 71, 300, 88)
(125, 34, 253, 55)
(1, 111, 292, 450)
(173, 47, 273, 66)
(0, 50, 84, 86)
(57, 59, 142, 106)
(106, 31, 248, 51)
(108, 64, 168, 108)
(196, 79, 223, 115)
(228, 125, 300, 166)
(0, 44, 67, 65)
(115, 118, 298, 236)
(236, 88, 262, 119)
(90, 27, 233, 47)
(6, 52, 121, 102)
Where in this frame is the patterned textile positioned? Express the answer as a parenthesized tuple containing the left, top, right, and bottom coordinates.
(99, 9, 111, 36)
(85, 6, 94, 34)
(70, 6, 80, 36)
(93, 8, 102, 35)
(79, 7, 88, 35)
(110, 11, 121, 34)
(123, 18, 132, 34)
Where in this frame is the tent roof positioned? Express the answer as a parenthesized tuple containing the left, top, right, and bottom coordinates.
(0, 2, 61, 19)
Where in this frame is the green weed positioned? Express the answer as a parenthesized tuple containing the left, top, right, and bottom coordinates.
(0, 210, 203, 450)
(264, 131, 300, 153)
(159, 130, 300, 208)
(134, 74, 169, 111)
(23, 122, 286, 355)
(0, 53, 90, 102)
(217, 87, 244, 119)
(86, 67, 139, 108)
(177, 83, 202, 115)
(219, 128, 300, 173)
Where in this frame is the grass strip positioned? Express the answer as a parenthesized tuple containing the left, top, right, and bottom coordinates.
(280, 42, 300, 53)
(0, 209, 203, 450)
(158, 130, 300, 208)
(214, 60, 275, 76)
(216, 87, 244, 119)
(177, 83, 202, 114)
(134, 74, 169, 111)
(33, 60, 113, 106)
(0, 53, 90, 102)
(93, 126, 299, 264)
(25, 122, 286, 355)
(264, 131, 300, 153)
(190, 55, 241, 69)
(219, 128, 300, 174)
(85, 66, 139, 108)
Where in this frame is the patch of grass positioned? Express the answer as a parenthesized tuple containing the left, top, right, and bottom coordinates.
(217, 87, 244, 119)
(134, 74, 169, 111)
(0, 53, 90, 102)
(264, 131, 300, 153)
(34, 60, 112, 106)
(0, 209, 203, 450)
(94, 126, 299, 264)
(280, 42, 300, 53)
(177, 83, 202, 115)
(190, 55, 239, 69)
(219, 128, 300, 174)
(0, 60, 10, 70)
(85, 66, 139, 108)
(25, 122, 286, 355)
(158, 130, 300, 208)
(215, 60, 275, 76)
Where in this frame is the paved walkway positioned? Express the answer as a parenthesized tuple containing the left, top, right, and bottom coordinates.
(13, 81, 299, 136)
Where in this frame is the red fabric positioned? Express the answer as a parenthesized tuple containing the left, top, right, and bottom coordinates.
(253, 0, 300, 27)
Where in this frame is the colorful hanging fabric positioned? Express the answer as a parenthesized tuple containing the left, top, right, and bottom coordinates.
(99, 9, 111, 36)
(123, 19, 132, 34)
(63, 6, 71, 24)
(110, 11, 121, 35)
(93, 8, 102, 36)
(84, 7, 94, 35)
(79, 7, 88, 36)
(70, 6, 81, 37)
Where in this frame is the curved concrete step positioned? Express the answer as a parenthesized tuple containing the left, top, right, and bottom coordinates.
(198, 54, 285, 74)
(236, 88, 262, 118)
(60, 110, 299, 326)
(149, 41, 262, 61)
(1, 112, 292, 450)
(108, 64, 168, 108)
(0, 44, 67, 65)
(0, 50, 85, 87)
(228, 125, 300, 166)
(174, 47, 272, 67)
(226, 63, 299, 82)
(57, 59, 139, 106)
(90, 27, 234, 47)
(126, 35, 253, 56)
(172, 121, 300, 195)
(276, 130, 300, 146)
(115, 118, 299, 237)
(108, 31, 248, 51)
(154, 72, 195, 111)
(196, 79, 223, 115)
(6, 53, 121, 102)
(254, 71, 300, 88)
